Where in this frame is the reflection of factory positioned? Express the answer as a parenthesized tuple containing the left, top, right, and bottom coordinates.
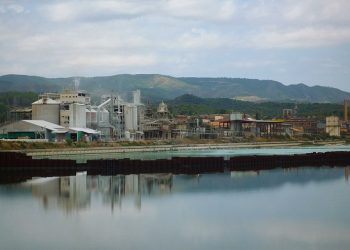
(30, 173, 90, 213)
(23, 168, 348, 214)
(93, 174, 173, 211)
(29, 173, 173, 212)
(58, 174, 90, 212)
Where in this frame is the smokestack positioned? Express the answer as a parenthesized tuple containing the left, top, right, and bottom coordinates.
(345, 99, 348, 122)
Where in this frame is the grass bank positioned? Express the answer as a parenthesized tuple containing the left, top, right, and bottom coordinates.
(0, 136, 348, 151)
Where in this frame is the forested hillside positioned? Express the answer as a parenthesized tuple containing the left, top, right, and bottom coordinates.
(167, 94, 343, 119)
(1, 74, 349, 103)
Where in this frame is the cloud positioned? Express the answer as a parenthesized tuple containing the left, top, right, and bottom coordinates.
(1, 0, 350, 91)
(164, 0, 235, 21)
(45, 0, 236, 22)
(283, 0, 350, 23)
(0, 3, 24, 14)
(67, 54, 158, 68)
(255, 27, 350, 48)
(177, 28, 225, 49)
(46, 1, 154, 22)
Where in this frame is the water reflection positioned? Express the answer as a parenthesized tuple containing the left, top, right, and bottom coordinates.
(26, 173, 174, 213)
(3, 167, 346, 214)
(1, 167, 350, 250)
(31, 174, 90, 212)
(345, 167, 349, 182)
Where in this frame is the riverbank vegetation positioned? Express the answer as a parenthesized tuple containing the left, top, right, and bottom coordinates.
(0, 136, 348, 151)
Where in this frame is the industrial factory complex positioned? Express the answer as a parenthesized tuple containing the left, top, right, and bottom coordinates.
(0, 86, 350, 143)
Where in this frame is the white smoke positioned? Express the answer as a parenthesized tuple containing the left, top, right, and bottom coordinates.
(73, 78, 80, 91)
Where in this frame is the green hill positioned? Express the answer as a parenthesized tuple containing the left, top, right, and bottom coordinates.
(168, 94, 343, 119)
(0, 74, 349, 103)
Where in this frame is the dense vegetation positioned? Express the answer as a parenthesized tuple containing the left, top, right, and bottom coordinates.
(0, 91, 38, 106)
(0, 92, 37, 123)
(167, 94, 344, 119)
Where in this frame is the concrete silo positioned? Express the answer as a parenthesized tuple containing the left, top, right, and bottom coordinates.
(32, 97, 60, 125)
(86, 108, 97, 128)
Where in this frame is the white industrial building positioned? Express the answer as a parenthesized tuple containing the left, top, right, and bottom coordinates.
(95, 89, 144, 140)
(60, 103, 86, 128)
(0, 120, 67, 141)
(60, 89, 91, 105)
(86, 108, 97, 128)
(27, 87, 145, 141)
(124, 90, 144, 140)
(32, 97, 60, 125)
(29, 89, 99, 141)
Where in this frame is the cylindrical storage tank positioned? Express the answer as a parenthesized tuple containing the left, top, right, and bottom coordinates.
(71, 103, 86, 128)
(90, 109, 97, 126)
(101, 108, 109, 124)
(32, 98, 60, 125)
(86, 108, 91, 127)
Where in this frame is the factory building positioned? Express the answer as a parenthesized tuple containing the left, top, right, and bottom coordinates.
(32, 97, 60, 125)
(31, 90, 89, 129)
(59, 89, 91, 105)
(124, 90, 145, 140)
(143, 101, 176, 140)
(157, 101, 169, 119)
(3, 86, 147, 141)
(100, 90, 144, 140)
(58, 90, 89, 129)
(27, 88, 102, 140)
(0, 120, 67, 141)
(326, 116, 341, 137)
(10, 108, 32, 122)
(86, 108, 97, 128)
(60, 103, 86, 128)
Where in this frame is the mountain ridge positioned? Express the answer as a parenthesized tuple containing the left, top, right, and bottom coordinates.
(0, 74, 349, 103)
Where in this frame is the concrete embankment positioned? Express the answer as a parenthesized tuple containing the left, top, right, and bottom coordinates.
(20, 140, 346, 157)
(1, 150, 350, 184)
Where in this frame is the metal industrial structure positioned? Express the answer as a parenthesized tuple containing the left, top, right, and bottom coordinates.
(3, 79, 350, 141)
(345, 99, 349, 123)
(22, 86, 145, 141)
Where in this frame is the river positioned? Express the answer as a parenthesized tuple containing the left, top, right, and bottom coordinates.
(1, 147, 350, 249)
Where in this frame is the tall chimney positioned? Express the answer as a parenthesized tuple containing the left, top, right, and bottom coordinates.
(345, 99, 348, 122)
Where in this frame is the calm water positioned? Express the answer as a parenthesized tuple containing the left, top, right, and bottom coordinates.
(1, 167, 350, 250)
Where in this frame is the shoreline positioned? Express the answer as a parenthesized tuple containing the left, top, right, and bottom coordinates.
(10, 140, 348, 157)
(2, 151, 350, 184)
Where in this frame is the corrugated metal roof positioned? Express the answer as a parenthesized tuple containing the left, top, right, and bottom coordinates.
(32, 98, 60, 105)
(69, 127, 101, 134)
(23, 120, 65, 131)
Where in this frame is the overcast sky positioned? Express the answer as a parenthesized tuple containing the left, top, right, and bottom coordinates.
(1, 0, 350, 91)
